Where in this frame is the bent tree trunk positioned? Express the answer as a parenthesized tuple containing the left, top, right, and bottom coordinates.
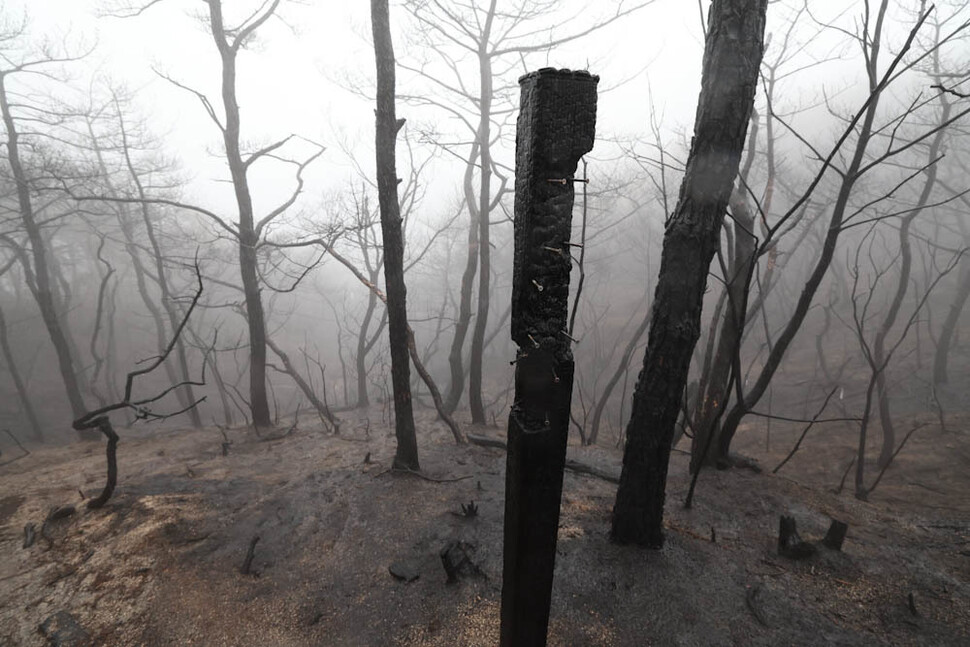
(611, 0, 767, 548)
(871, 85, 950, 468)
(443, 142, 481, 414)
(372, 0, 420, 470)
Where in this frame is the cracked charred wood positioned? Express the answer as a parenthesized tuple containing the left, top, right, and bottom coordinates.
(500, 68, 598, 647)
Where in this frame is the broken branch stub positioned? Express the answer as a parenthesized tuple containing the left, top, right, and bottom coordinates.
(501, 68, 598, 647)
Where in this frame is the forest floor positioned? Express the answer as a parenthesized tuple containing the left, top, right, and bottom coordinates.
(0, 405, 968, 646)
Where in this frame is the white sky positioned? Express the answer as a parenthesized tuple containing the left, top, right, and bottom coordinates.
(5, 0, 931, 229)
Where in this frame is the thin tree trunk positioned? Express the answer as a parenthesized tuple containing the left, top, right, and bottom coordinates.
(0, 74, 91, 438)
(933, 263, 970, 384)
(468, 9, 497, 424)
(588, 306, 650, 446)
(0, 302, 43, 441)
(611, 0, 767, 548)
(207, 0, 272, 427)
(372, 0, 420, 470)
(112, 103, 203, 428)
(872, 58, 950, 467)
(717, 0, 897, 462)
(443, 143, 481, 414)
(356, 287, 378, 407)
(690, 189, 757, 472)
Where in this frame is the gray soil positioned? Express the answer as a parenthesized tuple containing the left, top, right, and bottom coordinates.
(0, 408, 968, 646)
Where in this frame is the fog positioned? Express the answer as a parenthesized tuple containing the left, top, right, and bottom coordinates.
(1, 0, 969, 644)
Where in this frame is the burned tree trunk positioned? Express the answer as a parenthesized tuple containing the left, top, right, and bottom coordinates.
(500, 68, 598, 647)
(611, 0, 767, 547)
(372, 0, 420, 470)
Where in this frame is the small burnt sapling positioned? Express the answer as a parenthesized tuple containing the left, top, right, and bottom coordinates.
(72, 261, 206, 509)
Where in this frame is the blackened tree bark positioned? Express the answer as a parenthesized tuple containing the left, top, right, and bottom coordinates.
(372, 0, 419, 470)
(611, 0, 767, 547)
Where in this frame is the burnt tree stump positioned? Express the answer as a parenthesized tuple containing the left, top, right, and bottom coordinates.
(500, 68, 598, 647)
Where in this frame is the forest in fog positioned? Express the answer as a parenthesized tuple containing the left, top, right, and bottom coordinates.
(1, 0, 970, 645)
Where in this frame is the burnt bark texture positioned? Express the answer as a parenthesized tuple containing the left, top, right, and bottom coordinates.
(500, 68, 598, 647)
(611, 0, 767, 548)
(372, 0, 420, 471)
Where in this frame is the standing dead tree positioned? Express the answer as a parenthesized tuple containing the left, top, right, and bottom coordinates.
(714, 2, 970, 465)
(372, 0, 421, 469)
(611, 0, 768, 548)
(93, 0, 324, 429)
(400, 0, 652, 422)
(72, 261, 206, 509)
(0, 17, 93, 436)
(846, 226, 965, 500)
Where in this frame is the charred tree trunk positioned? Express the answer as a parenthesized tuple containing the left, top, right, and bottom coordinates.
(0, 73, 91, 437)
(372, 0, 420, 470)
(611, 0, 767, 547)
(207, 0, 272, 428)
(500, 68, 598, 647)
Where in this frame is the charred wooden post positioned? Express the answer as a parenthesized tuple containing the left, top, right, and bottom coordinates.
(500, 68, 598, 647)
